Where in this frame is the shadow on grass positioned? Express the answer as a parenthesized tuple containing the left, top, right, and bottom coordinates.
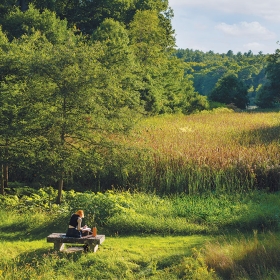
(0, 216, 68, 241)
(237, 124, 280, 145)
(14, 246, 84, 269)
(208, 235, 280, 279)
(157, 253, 187, 269)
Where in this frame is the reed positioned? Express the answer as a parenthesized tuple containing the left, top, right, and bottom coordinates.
(201, 231, 280, 279)
(103, 111, 280, 194)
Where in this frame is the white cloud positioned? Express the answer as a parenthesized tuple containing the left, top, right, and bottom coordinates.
(169, 0, 280, 22)
(243, 42, 264, 52)
(216, 22, 276, 40)
(169, 0, 280, 53)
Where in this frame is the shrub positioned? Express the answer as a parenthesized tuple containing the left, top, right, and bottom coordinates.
(179, 248, 217, 280)
(68, 190, 132, 226)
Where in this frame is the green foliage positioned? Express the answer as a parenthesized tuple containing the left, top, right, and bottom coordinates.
(256, 48, 280, 108)
(69, 191, 132, 226)
(181, 248, 217, 280)
(25, 0, 173, 43)
(176, 48, 267, 105)
(208, 101, 227, 109)
(0, 6, 145, 197)
(0, 0, 22, 18)
(91, 18, 142, 119)
(1, 191, 280, 279)
(255, 84, 276, 108)
(129, 10, 207, 115)
(0, 194, 19, 207)
(2, 5, 70, 43)
(0, 186, 65, 213)
(92, 18, 130, 60)
(0, 29, 45, 194)
(209, 73, 249, 109)
(2, 189, 280, 235)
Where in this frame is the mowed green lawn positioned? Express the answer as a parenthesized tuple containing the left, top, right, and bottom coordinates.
(1, 189, 280, 280)
(0, 230, 209, 280)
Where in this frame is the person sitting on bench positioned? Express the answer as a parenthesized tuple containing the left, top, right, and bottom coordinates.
(66, 210, 85, 238)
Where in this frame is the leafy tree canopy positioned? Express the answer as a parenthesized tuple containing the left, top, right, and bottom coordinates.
(2, 4, 70, 43)
(209, 73, 249, 109)
(0, 2, 209, 197)
(256, 48, 280, 108)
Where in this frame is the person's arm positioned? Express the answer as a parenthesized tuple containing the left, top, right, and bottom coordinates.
(77, 217, 82, 230)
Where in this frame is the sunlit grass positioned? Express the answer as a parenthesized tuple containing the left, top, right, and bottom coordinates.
(106, 191, 280, 235)
(1, 189, 280, 279)
(0, 234, 209, 280)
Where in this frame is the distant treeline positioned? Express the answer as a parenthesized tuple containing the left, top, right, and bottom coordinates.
(175, 48, 268, 105)
(176, 47, 280, 108)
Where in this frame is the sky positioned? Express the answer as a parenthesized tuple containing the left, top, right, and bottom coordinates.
(168, 0, 280, 54)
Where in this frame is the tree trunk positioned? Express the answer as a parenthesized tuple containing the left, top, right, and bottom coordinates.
(3, 163, 8, 191)
(18, 0, 28, 11)
(1, 164, 4, 195)
(1, 141, 9, 195)
(56, 177, 63, 204)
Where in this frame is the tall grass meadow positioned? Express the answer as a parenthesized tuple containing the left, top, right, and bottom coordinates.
(93, 110, 280, 194)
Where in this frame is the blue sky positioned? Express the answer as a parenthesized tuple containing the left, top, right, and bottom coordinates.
(168, 0, 280, 54)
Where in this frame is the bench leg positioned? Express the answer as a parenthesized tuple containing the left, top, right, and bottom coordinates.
(88, 244, 98, 252)
(54, 242, 65, 251)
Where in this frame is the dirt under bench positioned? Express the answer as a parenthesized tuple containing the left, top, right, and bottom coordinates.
(47, 233, 105, 252)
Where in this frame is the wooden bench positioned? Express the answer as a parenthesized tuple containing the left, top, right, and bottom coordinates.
(47, 233, 105, 252)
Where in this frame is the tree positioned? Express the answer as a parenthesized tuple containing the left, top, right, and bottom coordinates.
(1, 5, 142, 201)
(128, 10, 207, 114)
(175, 48, 267, 103)
(27, 31, 142, 203)
(209, 74, 249, 109)
(226, 50, 234, 57)
(25, 0, 135, 35)
(2, 5, 70, 43)
(91, 18, 142, 114)
(255, 48, 280, 108)
(0, 28, 41, 195)
(26, 0, 174, 42)
(92, 18, 135, 69)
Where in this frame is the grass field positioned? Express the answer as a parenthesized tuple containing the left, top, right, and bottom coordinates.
(1, 190, 280, 279)
(1, 110, 280, 279)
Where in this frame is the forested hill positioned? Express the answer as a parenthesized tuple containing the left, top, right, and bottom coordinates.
(175, 49, 269, 105)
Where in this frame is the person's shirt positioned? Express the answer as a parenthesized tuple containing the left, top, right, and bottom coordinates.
(69, 214, 82, 230)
